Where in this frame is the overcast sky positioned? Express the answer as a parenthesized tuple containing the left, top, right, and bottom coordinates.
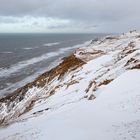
(0, 0, 140, 33)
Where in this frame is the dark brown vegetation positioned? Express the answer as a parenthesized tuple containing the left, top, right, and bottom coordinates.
(124, 56, 140, 70)
(124, 58, 139, 67)
(65, 80, 79, 89)
(116, 42, 136, 62)
(86, 79, 113, 95)
(131, 64, 140, 69)
(98, 79, 114, 87)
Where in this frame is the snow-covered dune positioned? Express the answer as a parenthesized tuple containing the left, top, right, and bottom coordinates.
(0, 31, 140, 140)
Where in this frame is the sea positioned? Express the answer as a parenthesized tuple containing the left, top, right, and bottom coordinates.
(0, 33, 107, 97)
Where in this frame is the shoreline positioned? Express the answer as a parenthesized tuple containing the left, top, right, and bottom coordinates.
(0, 53, 84, 101)
(0, 40, 92, 98)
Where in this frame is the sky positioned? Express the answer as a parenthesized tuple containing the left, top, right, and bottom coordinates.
(0, 0, 140, 33)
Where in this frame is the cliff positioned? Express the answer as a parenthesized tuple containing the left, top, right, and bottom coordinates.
(0, 31, 140, 140)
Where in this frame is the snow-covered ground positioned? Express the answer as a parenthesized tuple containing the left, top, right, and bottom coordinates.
(0, 31, 140, 140)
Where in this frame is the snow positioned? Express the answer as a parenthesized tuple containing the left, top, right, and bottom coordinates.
(1, 70, 140, 140)
(0, 31, 140, 140)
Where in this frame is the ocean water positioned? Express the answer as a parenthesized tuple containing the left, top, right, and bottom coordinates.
(0, 33, 106, 96)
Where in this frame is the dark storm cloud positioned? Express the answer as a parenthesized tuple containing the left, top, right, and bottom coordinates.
(0, 0, 140, 32)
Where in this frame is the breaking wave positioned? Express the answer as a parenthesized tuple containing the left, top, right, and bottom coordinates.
(22, 46, 39, 50)
(0, 40, 91, 78)
(0, 52, 13, 54)
(43, 42, 60, 47)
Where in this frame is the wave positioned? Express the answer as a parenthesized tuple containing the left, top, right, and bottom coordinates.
(0, 52, 13, 54)
(59, 40, 91, 51)
(22, 48, 33, 50)
(0, 58, 63, 97)
(43, 42, 60, 47)
(0, 40, 91, 78)
(22, 46, 39, 50)
(0, 52, 59, 78)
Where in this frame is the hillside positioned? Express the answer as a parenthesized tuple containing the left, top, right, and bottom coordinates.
(0, 31, 140, 140)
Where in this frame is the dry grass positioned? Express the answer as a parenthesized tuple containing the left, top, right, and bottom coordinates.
(21, 100, 36, 115)
(124, 58, 139, 67)
(124, 57, 140, 70)
(116, 42, 136, 62)
(131, 64, 140, 69)
(0, 54, 85, 104)
(86, 79, 113, 96)
(85, 81, 97, 93)
(65, 80, 79, 89)
(98, 79, 114, 87)
(0, 54, 85, 126)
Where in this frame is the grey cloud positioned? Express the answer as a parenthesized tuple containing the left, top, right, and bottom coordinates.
(0, 16, 19, 23)
(0, 0, 140, 21)
(47, 24, 69, 29)
(0, 0, 140, 32)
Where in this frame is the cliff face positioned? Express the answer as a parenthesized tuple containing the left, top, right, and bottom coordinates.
(0, 54, 85, 125)
(0, 31, 140, 140)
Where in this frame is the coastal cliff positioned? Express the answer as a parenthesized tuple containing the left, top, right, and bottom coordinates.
(0, 31, 140, 140)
